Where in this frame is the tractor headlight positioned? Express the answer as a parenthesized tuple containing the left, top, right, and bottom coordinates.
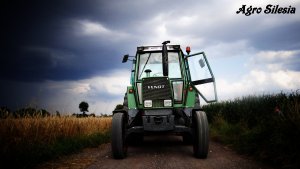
(164, 100, 172, 107)
(144, 100, 152, 107)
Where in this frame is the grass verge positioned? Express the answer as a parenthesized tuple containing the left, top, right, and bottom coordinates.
(204, 92, 300, 169)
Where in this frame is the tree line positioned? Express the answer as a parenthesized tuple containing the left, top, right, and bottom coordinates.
(0, 101, 112, 118)
(0, 106, 51, 118)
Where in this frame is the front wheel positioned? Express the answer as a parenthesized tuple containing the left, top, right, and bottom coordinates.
(193, 111, 209, 158)
(111, 113, 127, 159)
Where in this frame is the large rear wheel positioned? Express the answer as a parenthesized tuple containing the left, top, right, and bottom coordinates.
(111, 113, 127, 159)
(193, 111, 209, 158)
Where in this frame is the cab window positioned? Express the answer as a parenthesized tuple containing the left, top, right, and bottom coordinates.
(138, 52, 181, 79)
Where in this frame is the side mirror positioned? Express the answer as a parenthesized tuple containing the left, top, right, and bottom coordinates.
(199, 58, 205, 68)
(122, 54, 129, 63)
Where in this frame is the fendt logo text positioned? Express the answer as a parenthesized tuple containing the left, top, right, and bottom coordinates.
(147, 85, 165, 90)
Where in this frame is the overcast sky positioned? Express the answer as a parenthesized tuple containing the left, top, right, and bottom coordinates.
(1, 0, 300, 114)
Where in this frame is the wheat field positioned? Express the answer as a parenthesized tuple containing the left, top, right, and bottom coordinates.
(0, 116, 112, 168)
(0, 116, 111, 146)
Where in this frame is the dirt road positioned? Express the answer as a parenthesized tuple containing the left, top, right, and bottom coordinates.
(38, 135, 272, 169)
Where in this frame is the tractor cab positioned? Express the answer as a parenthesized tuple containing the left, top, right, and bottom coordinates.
(113, 41, 217, 159)
(122, 41, 217, 109)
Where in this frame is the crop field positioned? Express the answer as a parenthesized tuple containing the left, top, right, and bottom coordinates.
(203, 92, 300, 169)
(0, 92, 299, 169)
(0, 116, 112, 168)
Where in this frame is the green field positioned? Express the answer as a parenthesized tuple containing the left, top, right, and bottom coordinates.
(203, 92, 300, 169)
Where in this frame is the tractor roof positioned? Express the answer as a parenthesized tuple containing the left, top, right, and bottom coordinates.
(137, 45, 181, 52)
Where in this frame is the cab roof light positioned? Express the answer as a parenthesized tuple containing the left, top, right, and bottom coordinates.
(137, 45, 181, 52)
(186, 46, 191, 55)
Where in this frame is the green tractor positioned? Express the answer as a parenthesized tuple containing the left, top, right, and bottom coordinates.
(111, 41, 217, 159)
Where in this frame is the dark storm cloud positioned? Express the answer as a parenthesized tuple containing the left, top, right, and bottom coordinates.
(1, 0, 182, 82)
(2, 0, 300, 83)
(1, 0, 129, 82)
(1, 44, 126, 81)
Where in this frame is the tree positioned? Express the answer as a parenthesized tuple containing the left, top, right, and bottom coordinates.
(79, 101, 89, 115)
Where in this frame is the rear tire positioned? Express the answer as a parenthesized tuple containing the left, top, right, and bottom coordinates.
(193, 111, 209, 158)
(111, 113, 127, 159)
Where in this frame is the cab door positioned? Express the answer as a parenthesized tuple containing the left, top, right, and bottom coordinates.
(185, 52, 218, 103)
